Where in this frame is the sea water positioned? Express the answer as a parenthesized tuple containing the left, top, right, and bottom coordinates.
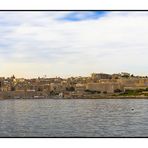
(0, 99, 147, 137)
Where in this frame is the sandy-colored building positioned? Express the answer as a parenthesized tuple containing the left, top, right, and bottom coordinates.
(86, 82, 123, 93)
(75, 84, 86, 92)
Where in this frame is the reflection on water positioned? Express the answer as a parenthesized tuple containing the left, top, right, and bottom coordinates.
(0, 99, 148, 137)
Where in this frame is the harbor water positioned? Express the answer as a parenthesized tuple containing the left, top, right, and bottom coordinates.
(0, 99, 148, 137)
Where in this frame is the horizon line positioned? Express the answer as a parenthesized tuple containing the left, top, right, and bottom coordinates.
(1, 72, 148, 79)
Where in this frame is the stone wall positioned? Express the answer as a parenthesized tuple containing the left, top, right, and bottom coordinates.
(86, 82, 123, 93)
(0, 91, 48, 99)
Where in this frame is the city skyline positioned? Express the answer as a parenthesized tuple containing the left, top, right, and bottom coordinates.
(1, 11, 148, 78)
(0, 72, 148, 79)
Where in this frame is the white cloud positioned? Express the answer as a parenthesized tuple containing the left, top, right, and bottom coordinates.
(0, 11, 148, 78)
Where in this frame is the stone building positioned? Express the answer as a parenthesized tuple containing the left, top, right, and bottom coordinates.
(86, 82, 123, 93)
(50, 83, 64, 93)
(91, 73, 112, 80)
(75, 84, 86, 92)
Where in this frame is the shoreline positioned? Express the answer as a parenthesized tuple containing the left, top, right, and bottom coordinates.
(0, 96, 148, 100)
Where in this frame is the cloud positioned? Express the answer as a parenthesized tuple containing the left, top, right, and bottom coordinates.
(0, 11, 148, 78)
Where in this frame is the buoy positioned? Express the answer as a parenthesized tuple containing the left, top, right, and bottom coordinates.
(131, 108, 134, 111)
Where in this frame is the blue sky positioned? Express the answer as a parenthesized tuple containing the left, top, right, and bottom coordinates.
(0, 11, 148, 78)
(60, 11, 107, 21)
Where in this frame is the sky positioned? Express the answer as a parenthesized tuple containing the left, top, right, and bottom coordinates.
(1, 11, 148, 78)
